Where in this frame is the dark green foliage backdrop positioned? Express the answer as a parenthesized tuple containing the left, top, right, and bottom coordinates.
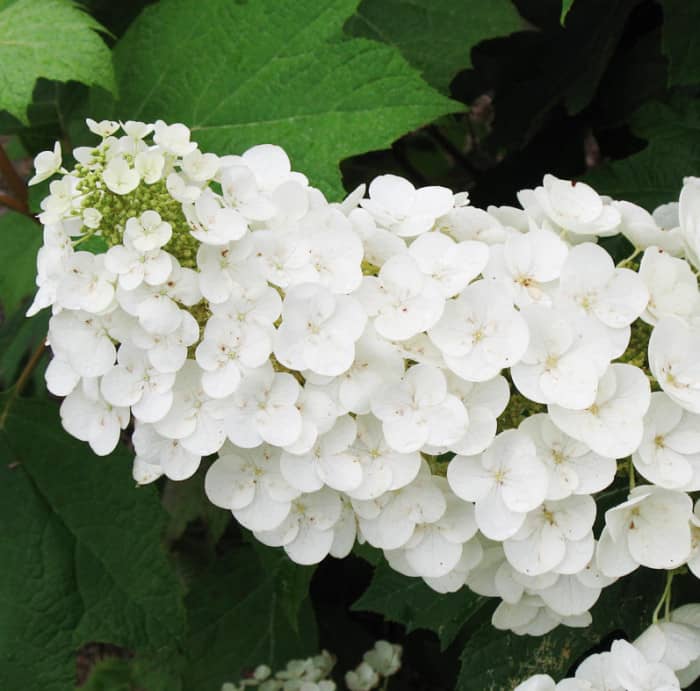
(0, 0, 699, 689)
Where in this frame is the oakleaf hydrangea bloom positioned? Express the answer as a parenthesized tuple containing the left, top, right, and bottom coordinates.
(27, 121, 700, 644)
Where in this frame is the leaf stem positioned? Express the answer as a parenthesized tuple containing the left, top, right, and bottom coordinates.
(628, 456, 636, 492)
(617, 247, 641, 268)
(0, 339, 47, 431)
(651, 570, 675, 624)
(0, 191, 29, 214)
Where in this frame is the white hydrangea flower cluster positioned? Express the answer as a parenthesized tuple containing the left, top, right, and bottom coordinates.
(220, 640, 402, 691)
(28, 119, 700, 638)
(515, 603, 700, 690)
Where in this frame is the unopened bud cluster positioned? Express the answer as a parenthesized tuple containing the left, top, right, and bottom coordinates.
(29, 118, 700, 639)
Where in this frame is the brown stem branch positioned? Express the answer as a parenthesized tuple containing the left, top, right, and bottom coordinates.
(0, 191, 29, 214)
(0, 340, 47, 431)
(0, 140, 28, 209)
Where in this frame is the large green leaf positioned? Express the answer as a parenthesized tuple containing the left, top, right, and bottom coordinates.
(352, 560, 487, 650)
(101, 0, 458, 198)
(0, 0, 115, 123)
(183, 541, 318, 690)
(345, 0, 523, 92)
(0, 211, 41, 316)
(455, 568, 659, 690)
(586, 97, 700, 210)
(0, 397, 186, 691)
(662, 0, 700, 87)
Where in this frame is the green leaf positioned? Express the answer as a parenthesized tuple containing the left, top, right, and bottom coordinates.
(183, 542, 318, 690)
(0, 211, 41, 315)
(560, 0, 575, 25)
(352, 560, 487, 649)
(586, 97, 700, 210)
(0, 397, 186, 691)
(101, 0, 458, 198)
(0, 0, 115, 123)
(662, 0, 700, 87)
(345, 0, 523, 92)
(455, 568, 659, 690)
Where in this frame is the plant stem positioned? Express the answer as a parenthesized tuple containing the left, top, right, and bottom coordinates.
(628, 457, 636, 492)
(617, 247, 641, 268)
(651, 570, 674, 624)
(0, 140, 28, 209)
(0, 191, 29, 214)
(0, 339, 47, 431)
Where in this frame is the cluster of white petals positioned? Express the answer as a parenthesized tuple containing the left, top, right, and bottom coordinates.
(220, 640, 402, 691)
(29, 120, 700, 639)
(515, 604, 700, 690)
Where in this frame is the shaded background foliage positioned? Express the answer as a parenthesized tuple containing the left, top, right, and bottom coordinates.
(0, 0, 699, 689)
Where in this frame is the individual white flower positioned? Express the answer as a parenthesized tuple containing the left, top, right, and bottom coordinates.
(649, 316, 700, 414)
(196, 238, 259, 305)
(371, 364, 468, 453)
(345, 415, 421, 500)
(252, 228, 315, 288)
(635, 606, 700, 684)
(429, 279, 529, 382)
(56, 251, 115, 313)
(181, 149, 219, 182)
(679, 177, 700, 270)
(153, 361, 227, 456)
(219, 164, 275, 220)
(448, 430, 548, 541)
(437, 205, 510, 245)
(184, 188, 248, 245)
(361, 174, 454, 237)
(166, 171, 201, 203)
(609, 639, 680, 691)
(130, 311, 199, 373)
(633, 392, 700, 491)
(549, 363, 650, 458)
(86, 118, 119, 137)
(117, 281, 184, 335)
(195, 314, 272, 398)
(223, 363, 302, 448)
(519, 414, 616, 500)
(597, 485, 693, 576)
(446, 373, 510, 456)
(280, 416, 362, 493)
(60, 387, 129, 456)
(638, 247, 699, 325)
(407, 231, 489, 298)
(358, 254, 444, 341)
(614, 199, 684, 255)
(237, 144, 307, 192)
(102, 156, 140, 195)
(101, 344, 175, 422)
(422, 538, 484, 593)
(512, 305, 612, 410)
(363, 640, 402, 678)
(528, 174, 621, 237)
(38, 176, 75, 224)
(48, 310, 116, 378)
(274, 283, 366, 377)
(556, 242, 648, 329)
(348, 207, 407, 267)
(82, 207, 102, 229)
(132, 423, 200, 481)
(134, 150, 166, 184)
(483, 227, 568, 307)
(355, 464, 446, 550)
(123, 212, 172, 255)
(345, 662, 379, 691)
(503, 495, 596, 576)
(205, 445, 300, 532)
(29, 141, 62, 185)
(314, 324, 404, 415)
(295, 209, 364, 294)
(284, 386, 339, 455)
(153, 120, 197, 155)
(255, 487, 342, 565)
(400, 482, 478, 578)
(104, 243, 172, 290)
